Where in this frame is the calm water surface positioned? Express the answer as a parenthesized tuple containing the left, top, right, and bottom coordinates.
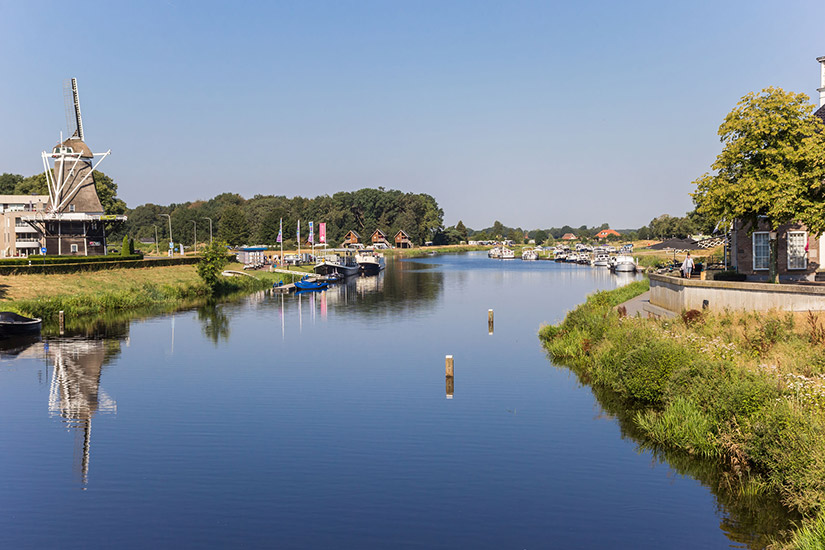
(0, 253, 788, 548)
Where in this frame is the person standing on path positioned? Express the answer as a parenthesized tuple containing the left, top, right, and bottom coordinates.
(681, 252, 695, 278)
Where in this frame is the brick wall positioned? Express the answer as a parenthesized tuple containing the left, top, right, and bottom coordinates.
(733, 220, 821, 281)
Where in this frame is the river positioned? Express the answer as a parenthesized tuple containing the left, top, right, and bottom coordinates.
(0, 252, 792, 549)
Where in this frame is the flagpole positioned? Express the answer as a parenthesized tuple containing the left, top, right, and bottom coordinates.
(298, 220, 301, 259)
(279, 218, 283, 267)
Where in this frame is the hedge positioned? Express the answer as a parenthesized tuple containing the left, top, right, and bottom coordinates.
(713, 270, 747, 282)
(0, 254, 144, 266)
(0, 256, 201, 275)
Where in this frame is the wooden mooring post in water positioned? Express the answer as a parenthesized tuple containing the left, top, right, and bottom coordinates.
(59, 310, 64, 335)
(445, 355, 454, 399)
(488, 309, 494, 335)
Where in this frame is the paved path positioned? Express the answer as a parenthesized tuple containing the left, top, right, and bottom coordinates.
(617, 291, 676, 319)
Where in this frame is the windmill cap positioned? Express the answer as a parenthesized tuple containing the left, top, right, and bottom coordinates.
(53, 138, 93, 158)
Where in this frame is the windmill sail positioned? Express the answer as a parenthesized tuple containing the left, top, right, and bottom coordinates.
(63, 78, 84, 141)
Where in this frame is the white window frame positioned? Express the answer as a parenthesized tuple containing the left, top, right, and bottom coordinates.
(753, 232, 770, 271)
(787, 230, 808, 270)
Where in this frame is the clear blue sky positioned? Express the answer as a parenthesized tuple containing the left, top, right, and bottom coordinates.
(1, 0, 823, 229)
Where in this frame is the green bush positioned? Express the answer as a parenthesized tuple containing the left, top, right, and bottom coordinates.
(619, 338, 690, 403)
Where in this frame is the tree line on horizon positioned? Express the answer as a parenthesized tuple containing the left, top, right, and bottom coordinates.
(0, 170, 718, 249)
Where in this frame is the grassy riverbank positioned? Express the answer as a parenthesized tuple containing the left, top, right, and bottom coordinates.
(386, 244, 491, 257)
(0, 263, 307, 320)
(539, 282, 825, 549)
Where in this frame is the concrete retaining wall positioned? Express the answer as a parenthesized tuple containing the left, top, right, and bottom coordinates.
(649, 273, 825, 312)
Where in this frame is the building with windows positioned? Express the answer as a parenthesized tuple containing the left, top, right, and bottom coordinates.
(0, 195, 49, 257)
(731, 220, 819, 281)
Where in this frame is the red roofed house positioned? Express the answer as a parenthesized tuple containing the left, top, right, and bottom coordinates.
(561, 233, 577, 241)
(595, 229, 621, 240)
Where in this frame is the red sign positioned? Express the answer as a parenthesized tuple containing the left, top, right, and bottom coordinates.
(319, 223, 326, 244)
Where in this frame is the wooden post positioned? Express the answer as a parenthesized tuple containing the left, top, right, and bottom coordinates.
(488, 309, 494, 335)
(59, 310, 64, 335)
(445, 376, 454, 399)
(445, 355, 454, 378)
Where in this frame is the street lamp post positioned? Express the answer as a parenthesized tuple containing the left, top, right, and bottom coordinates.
(202, 217, 213, 244)
(160, 214, 172, 255)
(153, 225, 159, 256)
(191, 220, 197, 255)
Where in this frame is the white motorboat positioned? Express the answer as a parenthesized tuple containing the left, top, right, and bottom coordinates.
(592, 253, 609, 267)
(500, 247, 515, 259)
(522, 247, 539, 261)
(610, 254, 637, 273)
(355, 250, 386, 275)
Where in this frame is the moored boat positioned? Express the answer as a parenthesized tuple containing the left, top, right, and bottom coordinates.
(294, 276, 328, 291)
(0, 312, 42, 337)
(610, 255, 637, 273)
(355, 250, 386, 275)
(521, 247, 539, 261)
(592, 253, 609, 267)
(314, 250, 360, 277)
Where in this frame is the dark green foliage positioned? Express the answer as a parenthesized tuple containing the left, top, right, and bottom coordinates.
(122, 188, 444, 248)
(0, 254, 144, 266)
(218, 205, 250, 247)
(129, 238, 135, 255)
(714, 270, 747, 281)
(0, 173, 23, 194)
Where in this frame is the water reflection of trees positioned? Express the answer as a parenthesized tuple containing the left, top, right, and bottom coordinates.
(561, 363, 798, 549)
(197, 304, 231, 344)
(318, 258, 444, 319)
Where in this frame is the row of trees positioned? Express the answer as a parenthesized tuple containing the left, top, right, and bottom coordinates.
(123, 188, 444, 248)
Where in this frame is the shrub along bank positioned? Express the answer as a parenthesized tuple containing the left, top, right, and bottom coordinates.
(539, 281, 825, 549)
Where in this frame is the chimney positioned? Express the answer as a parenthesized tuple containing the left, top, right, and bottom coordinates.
(818, 55, 825, 108)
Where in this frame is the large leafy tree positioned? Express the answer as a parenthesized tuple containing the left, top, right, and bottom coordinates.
(693, 87, 825, 281)
(218, 204, 250, 247)
(0, 173, 23, 194)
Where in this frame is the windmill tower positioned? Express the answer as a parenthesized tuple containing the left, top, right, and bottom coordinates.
(26, 78, 125, 255)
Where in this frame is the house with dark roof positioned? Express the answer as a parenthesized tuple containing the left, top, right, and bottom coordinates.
(342, 230, 361, 246)
(394, 230, 412, 248)
(370, 229, 388, 246)
(729, 56, 825, 281)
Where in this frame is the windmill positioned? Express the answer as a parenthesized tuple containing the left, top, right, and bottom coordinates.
(41, 78, 110, 216)
(22, 78, 126, 256)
